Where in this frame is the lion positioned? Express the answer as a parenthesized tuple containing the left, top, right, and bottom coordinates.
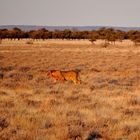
(47, 70, 81, 84)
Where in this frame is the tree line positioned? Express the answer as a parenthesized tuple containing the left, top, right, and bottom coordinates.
(0, 27, 140, 45)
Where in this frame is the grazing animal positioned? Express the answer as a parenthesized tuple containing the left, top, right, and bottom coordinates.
(47, 70, 81, 84)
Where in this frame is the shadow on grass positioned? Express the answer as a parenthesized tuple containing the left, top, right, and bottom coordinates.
(86, 131, 102, 140)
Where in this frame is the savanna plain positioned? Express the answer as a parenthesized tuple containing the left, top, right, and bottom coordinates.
(0, 39, 140, 140)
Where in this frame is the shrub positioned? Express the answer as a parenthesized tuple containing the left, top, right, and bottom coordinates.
(26, 40, 34, 44)
(89, 37, 96, 44)
(101, 42, 110, 48)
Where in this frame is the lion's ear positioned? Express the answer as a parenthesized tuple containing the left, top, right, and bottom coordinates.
(47, 71, 52, 76)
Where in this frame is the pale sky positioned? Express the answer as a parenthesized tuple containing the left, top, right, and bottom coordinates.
(0, 0, 140, 27)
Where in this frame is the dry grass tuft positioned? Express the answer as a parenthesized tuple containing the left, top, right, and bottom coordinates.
(26, 40, 34, 44)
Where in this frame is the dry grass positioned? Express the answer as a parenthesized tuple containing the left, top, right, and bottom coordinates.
(0, 40, 140, 140)
(0, 39, 134, 47)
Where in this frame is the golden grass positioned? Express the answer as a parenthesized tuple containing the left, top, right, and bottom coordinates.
(0, 40, 140, 140)
(0, 39, 135, 47)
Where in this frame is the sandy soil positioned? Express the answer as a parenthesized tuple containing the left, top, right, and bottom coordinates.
(0, 40, 140, 140)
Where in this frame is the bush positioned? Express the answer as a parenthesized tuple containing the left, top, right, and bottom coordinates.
(133, 38, 140, 46)
(89, 37, 96, 44)
(26, 40, 34, 44)
(101, 42, 110, 48)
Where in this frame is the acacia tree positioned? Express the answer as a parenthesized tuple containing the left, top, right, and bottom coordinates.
(97, 27, 107, 40)
(131, 32, 140, 46)
(105, 28, 117, 44)
(12, 28, 23, 40)
(126, 30, 140, 46)
(63, 29, 72, 39)
(38, 28, 47, 40)
(116, 30, 125, 42)
(0, 29, 9, 39)
(89, 30, 98, 44)
(2, 27, 140, 44)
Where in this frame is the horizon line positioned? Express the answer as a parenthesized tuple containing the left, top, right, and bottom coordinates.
(0, 24, 140, 28)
